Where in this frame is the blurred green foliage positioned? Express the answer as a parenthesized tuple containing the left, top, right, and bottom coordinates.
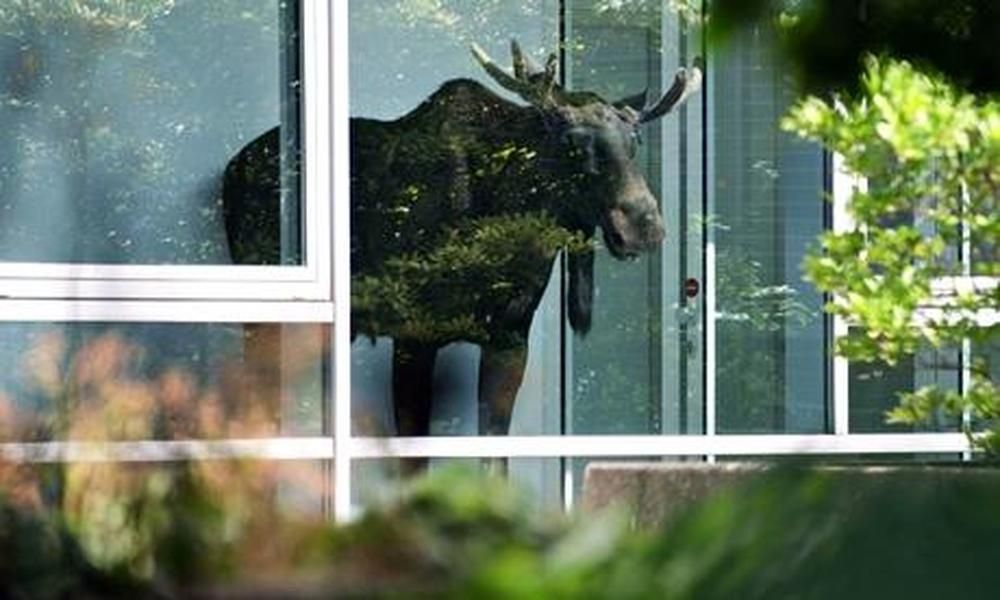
(711, 0, 1000, 96)
(784, 57, 998, 448)
(0, 490, 90, 599)
(5, 464, 1000, 598)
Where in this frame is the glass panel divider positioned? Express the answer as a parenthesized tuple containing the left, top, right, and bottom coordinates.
(703, 44, 717, 452)
(303, 0, 334, 300)
(1, 432, 973, 464)
(0, 438, 335, 463)
(345, 433, 973, 459)
(0, 299, 333, 323)
(831, 153, 862, 435)
(330, 0, 353, 523)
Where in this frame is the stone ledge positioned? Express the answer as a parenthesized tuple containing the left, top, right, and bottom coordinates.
(581, 461, 1000, 527)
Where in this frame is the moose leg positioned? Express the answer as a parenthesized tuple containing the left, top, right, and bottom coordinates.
(478, 344, 528, 476)
(478, 344, 528, 436)
(392, 341, 437, 474)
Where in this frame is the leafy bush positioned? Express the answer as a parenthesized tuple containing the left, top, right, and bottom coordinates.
(783, 57, 999, 449)
(4, 463, 1000, 598)
(341, 466, 1000, 599)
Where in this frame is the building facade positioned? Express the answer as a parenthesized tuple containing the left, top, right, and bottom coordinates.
(0, 1, 985, 520)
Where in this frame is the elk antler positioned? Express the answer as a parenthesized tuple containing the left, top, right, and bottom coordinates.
(637, 57, 703, 123)
(471, 40, 559, 106)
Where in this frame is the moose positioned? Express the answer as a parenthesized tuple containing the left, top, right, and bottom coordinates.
(223, 41, 701, 440)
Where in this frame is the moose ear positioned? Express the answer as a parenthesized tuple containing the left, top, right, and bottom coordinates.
(567, 245, 594, 336)
(614, 89, 648, 117)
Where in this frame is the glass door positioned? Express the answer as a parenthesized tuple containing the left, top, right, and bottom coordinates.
(563, 1, 705, 438)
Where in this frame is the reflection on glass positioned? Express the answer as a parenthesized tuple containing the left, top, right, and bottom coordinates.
(976, 337, 1000, 384)
(712, 24, 827, 433)
(849, 340, 959, 433)
(0, 322, 328, 442)
(0, 459, 327, 579)
(970, 337, 999, 432)
(350, 1, 700, 439)
(0, 0, 301, 264)
(972, 227, 997, 275)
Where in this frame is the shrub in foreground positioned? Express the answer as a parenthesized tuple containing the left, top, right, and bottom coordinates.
(3, 463, 1000, 598)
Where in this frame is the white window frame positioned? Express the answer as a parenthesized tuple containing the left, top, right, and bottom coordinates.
(0, 0, 333, 302)
(830, 153, 859, 435)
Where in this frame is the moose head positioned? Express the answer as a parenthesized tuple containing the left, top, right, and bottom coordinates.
(471, 41, 702, 259)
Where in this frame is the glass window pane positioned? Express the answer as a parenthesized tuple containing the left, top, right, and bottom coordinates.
(974, 336, 1000, 384)
(711, 24, 828, 433)
(971, 241, 997, 275)
(848, 338, 959, 433)
(0, 322, 328, 442)
(970, 336, 999, 432)
(0, 0, 301, 264)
